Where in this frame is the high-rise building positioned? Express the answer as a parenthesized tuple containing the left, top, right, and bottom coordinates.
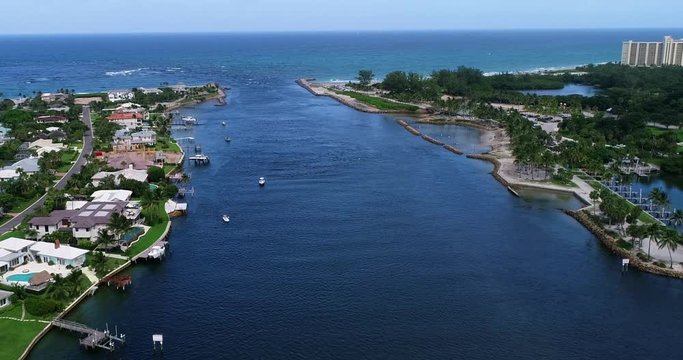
(621, 36, 683, 66)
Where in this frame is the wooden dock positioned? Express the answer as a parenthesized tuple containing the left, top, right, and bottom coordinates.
(52, 319, 125, 351)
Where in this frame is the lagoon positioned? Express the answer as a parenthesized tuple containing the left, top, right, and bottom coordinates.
(521, 84, 599, 97)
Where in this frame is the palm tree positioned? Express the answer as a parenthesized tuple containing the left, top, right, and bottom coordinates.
(589, 190, 600, 215)
(656, 228, 681, 268)
(627, 224, 647, 249)
(108, 213, 132, 240)
(649, 187, 670, 216)
(646, 223, 663, 260)
(669, 209, 683, 228)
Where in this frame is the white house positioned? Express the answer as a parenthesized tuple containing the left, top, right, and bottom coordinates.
(91, 166, 148, 186)
(0, 238, 35, 273)
(6, 157, 40, 175)
(90, 190, 133, 203)
(29, 139, 67, 156)
(0, 290, 12, 309)
(0, 238, 37, 254)
(108, 90, 134, 102)
(30, 241, 88, 267)
(0, 169, 19, 182)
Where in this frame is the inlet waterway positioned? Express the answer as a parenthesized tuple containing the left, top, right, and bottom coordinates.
(1, 30, 681, 359)
(29, 80, 683, 359)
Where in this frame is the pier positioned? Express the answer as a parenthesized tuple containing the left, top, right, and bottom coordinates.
(189, 154, 210, 165)
(52, 319, 126, 351)
(102, 275, 132, 290)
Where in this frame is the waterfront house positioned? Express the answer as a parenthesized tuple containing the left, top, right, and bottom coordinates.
(107, 112, 144, 130)
(0, 290, 12, 309)
(0, 238, 37, 254)
(112, 129, 156, 151)
(90, 190, 133, 203)
(108, 90, 134, 102)
(40, 93, 69, 104)
(91, 165, 148, 186)
(29, 241, 88, 267)
(0, 249, 27, 274)
(28, 201, 133, 241)
(139, 87, 162, 95)
(0, 238, 36, 271)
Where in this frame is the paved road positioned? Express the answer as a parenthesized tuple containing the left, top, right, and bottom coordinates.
(0, 106, 94, 234)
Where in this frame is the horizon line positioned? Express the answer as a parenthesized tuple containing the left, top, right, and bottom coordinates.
(2, 27, 683, 37)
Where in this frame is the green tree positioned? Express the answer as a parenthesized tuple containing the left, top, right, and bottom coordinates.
(656, 228, 681, 268)
(356, 70, 374, 88)
(147, 166, 165, 183)
(645, 224, 663, 260)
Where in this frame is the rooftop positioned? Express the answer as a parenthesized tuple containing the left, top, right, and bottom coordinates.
(0, 290, 12, 300)
(30, 242, 89, 261)
(0, 237, 36, 252)
(107, 112, 144, 121)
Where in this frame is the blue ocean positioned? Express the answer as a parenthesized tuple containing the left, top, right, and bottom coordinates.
(1, 30, 683, 359)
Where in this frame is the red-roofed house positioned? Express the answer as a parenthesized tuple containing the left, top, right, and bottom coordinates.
(107, 112, 144, 130)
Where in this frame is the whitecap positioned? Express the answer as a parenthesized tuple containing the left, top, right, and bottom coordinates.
(105, 68, 145, 77)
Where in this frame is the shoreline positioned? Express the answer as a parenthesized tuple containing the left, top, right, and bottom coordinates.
(17, 85, 223, 359)
(298, 78, 683, 281)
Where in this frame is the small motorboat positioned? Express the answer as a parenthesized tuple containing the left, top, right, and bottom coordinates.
(222, 215, 230, 223)
(222, 121, 226, 126)
(258, 177, 266, 187)
(225, 137, 231, 142)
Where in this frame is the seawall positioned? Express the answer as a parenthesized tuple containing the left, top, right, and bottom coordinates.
(564, 210, 683, 280)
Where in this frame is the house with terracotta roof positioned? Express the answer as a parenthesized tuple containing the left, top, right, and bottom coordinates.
(107, 112, 144, 130)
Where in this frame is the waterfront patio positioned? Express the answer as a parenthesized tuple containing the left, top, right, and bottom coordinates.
(0, 261, 72, 285)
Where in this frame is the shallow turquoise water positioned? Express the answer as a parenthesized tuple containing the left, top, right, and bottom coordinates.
(6, 272, 35, 283)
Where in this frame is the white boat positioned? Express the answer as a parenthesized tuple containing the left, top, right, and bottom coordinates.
(258, 177, 266, 186)
(222, 121, 226, 126)
(148, 245, 166, 259)
(225, 136, 231, 142)
(222, 214, 230, 223)
(181, 116, 197, 124)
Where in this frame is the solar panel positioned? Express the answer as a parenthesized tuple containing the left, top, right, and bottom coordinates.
(102, 204, 116, 210)
(94, 211, 108, 217)
(79, 211, 93, 216)
(86, 205, 99, 210)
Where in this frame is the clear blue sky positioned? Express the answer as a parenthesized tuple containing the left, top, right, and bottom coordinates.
(2, 0, 682, 35)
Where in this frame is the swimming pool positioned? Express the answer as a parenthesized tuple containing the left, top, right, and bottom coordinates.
(6, 272, 36, 283)
(149, 184, 159, 191)
(120, 227, 145, 244)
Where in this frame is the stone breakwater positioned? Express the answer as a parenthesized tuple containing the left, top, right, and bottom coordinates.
(395, 119, 464, 155)
(295, 79, 383, 113)
(466, 154, 511, 186)
(564, 210, 683, 280)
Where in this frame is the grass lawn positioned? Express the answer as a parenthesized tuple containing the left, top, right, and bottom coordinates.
(0, 230, 27, 240)
(550, 177, 577, 187)
(163, 164, 177, 175)
(9, 195, 41, 214)
(334, 90, 420, 112)
(0, 318, 47, 360)
(125, 207, 169, 257)
(648, 127, 683, 153)
(154, 138, 182, 153)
